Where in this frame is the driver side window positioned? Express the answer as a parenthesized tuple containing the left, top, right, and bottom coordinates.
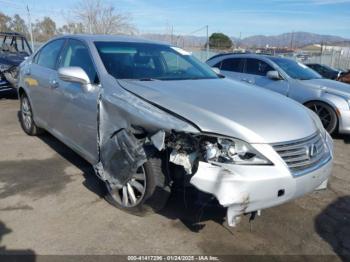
(245, 58, 273, 76)
(35, 39, 65, 69)
(58, 39, 99, 84)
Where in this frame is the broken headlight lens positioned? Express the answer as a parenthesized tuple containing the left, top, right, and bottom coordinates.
(204, 138, 272, 165)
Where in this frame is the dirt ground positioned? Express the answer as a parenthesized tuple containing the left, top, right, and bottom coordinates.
(0, 91, 349, 261)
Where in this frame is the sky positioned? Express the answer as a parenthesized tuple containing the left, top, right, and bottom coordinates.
(1, 0, 350, 38)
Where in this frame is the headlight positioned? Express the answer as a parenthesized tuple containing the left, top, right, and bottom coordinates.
(0, 63, 11, 72)
(203, 137, 272, 165)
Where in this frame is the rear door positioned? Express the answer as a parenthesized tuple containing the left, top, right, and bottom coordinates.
(26, 39, 66, 127)
(218, 57, 246, 81)
(245, 58, 289, 96)
(50, 39, 100, 163)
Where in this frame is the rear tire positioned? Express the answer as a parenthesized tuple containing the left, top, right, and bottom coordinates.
(305, 101, 338, 135)
(20, 94, 44, 136)
(105, 157, 171, 215)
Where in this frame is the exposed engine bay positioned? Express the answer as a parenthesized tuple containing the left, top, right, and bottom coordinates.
(0, 32, 32, 91)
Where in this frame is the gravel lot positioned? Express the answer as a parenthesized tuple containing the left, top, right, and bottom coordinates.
(0, 92, 349, 260)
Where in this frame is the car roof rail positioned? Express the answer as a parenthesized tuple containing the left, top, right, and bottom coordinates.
(0, 32, 26, 37)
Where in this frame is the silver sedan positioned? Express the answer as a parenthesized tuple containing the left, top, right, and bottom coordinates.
(18, 35, 333, 227)
(207, 54, 350, 135)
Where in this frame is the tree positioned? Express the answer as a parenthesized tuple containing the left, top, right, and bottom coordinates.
(10, 14, 28, 34)
(209, 33, 233, 50)
(73, 0, 136, 35)
(58, 22, 84, 34)
(34, 17, 57, 42)
(0, 12, 12, 32)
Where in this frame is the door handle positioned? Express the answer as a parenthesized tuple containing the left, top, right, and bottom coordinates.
(50, 79, 59, 88)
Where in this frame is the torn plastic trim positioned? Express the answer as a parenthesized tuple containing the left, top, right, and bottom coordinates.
(169, 149, 197, 174)
(190, 153, 332, 227)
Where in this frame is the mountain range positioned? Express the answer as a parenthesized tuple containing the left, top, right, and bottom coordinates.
(237, 32, 350, 48)
(142, 32, 350, 48)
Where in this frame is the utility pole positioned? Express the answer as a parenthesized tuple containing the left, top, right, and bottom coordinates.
(206, 25, 209, 60)
(320, 42, 323, 64)
(26, 5, 34, 52)
(290, 31, 294, 50)
(171, 25, 174, 46)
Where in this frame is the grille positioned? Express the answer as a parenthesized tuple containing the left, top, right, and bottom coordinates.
(273, 132, 328, 175)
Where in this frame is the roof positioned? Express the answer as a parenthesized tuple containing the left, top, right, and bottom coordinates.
(207, 52, 275, 62)
(57, 34, 169, 45)
(0, 32, 27, 37)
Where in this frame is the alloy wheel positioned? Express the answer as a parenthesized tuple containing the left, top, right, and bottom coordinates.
(310, 103, 332, 128)
(107, 166, 147, 208)
(21, 97, 32, 131)
(306, 102, 337, 134)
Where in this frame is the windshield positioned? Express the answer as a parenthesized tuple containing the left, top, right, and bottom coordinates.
(270, 57, 322, 80)
(94, 42, 218, 80)
(320, 64, 339, 73)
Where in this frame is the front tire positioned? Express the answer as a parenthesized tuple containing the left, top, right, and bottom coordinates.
(20, 94, 43, 136)
(105, 157, 171, 214)
(305, 101, 338, 134)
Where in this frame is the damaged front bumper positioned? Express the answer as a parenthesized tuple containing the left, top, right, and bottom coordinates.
(190, 136, 333, 227)
(0, 67, 17, 92)
(0, 74, 13, 92)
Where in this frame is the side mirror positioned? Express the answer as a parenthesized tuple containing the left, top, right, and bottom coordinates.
(212, 67, 221, 75)
(212, 67, 225, 78)
(58, 67, 91, 86)
(266, 70, 282, 80)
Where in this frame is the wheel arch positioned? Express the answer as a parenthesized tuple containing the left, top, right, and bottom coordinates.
(303, 99, 339, 134)
(18, 86, 38, 125)
(303, 99, 339, 115)
(18, 86, 26, 98)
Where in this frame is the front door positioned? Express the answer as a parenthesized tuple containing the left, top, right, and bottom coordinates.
(244, 58, 289, 96)
(50, 39, 100, 163)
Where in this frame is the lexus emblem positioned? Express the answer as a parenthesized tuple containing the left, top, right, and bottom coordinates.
(306, 144, 318, 159)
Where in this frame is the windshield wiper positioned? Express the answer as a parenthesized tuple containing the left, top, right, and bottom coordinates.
(138, 78, 158, 81)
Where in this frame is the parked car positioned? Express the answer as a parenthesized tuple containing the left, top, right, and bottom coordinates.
(207, 54, 350, 135)
(0, 32, 32, 93)
(338, 70, 350, 85)
(18, 35, 333, 227)
(306, 63, 343, 80)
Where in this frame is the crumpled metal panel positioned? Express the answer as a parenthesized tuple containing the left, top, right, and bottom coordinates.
(99, 129, 147, 185)
(94, 77, 200, 186)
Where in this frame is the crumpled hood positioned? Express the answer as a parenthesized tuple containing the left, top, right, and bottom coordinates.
(0, 52, 28, 67)
(301, 78, 350, 98)
(118, 78, 317, 143)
